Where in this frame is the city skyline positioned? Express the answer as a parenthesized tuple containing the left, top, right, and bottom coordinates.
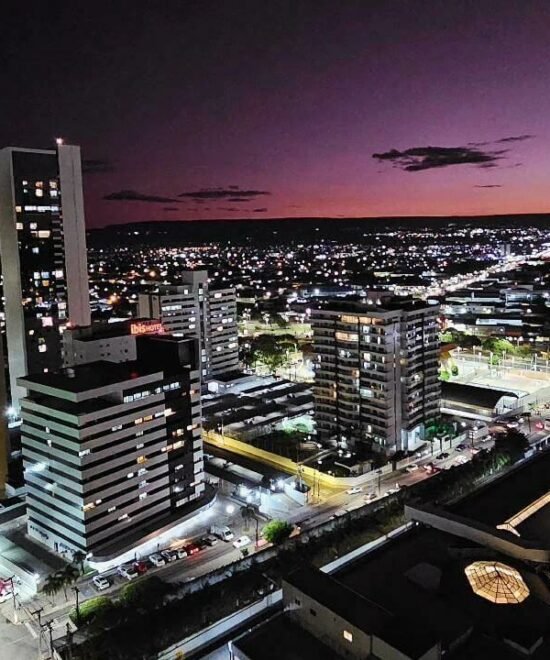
(3, 1, 550, 228)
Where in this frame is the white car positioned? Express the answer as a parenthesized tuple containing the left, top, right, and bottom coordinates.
(385, 485, 401, 496)
(233, 535, 252, 550)
(92, 575, 111, 591)
(346, 486, 363, 495)
(176, 548, 188, 559)
(364, 492, 377, 503)
(149, 553, 166, 567)
(406, 463, 419, 473)
(117, 565, 138, 581)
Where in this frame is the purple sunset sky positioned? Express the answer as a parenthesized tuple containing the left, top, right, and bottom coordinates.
(2, 1, 550, 228)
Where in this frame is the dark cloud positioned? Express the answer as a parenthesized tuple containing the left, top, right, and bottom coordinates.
(104, 190, 180, 203)
(227, 197, 252, 202)
(474, 184, 502, 188)
(372, 145, 507, 172)
(496, 134, 535, 143)
(179, 187, 270, 201)
(253, 208, 268, 212)
(163, 206, 180, 211)
(82, 159, 115, 174)
(218, 207, 241, 212)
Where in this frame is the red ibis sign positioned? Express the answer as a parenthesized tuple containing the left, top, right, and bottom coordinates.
(130, 321, 165, 336)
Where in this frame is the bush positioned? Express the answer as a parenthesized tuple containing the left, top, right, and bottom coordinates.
(70, 595, 114, 625)
(263, 520, 293, 544)
(120, 576, 171, 609)
(451, 365, 459, 376)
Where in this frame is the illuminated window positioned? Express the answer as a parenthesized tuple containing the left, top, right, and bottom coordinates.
(343, 631, 353, 643)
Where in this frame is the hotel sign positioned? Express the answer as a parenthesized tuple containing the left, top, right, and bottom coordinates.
(130, 320, 165, 336)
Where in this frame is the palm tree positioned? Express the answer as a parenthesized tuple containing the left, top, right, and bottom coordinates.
(72, 550, 86, 575)
(240, 504, 257, 531)
(42, 573, 64, 604)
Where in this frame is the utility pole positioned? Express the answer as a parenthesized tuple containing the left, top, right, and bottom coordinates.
(42, 620, 54, 658)
(31, 607, 44, 659)
(7, 576, 18, 623)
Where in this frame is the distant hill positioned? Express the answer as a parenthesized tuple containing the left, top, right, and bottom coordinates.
(87, 214, 550, 247)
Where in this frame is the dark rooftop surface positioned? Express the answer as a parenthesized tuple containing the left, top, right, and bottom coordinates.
(285, 565, 391, 635)
(233, 613, 337, 660)
(336, 525, 550, 655)
(441, 381, 519, 409)
(20, 360, 163, 394)
(452, 451, 550, 527)
(313, 295, 437, 315)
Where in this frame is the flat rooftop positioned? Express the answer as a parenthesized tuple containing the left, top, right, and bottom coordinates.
(233, 613, 338, 660)
(312, 295, 437, 315)
(19, 360, 163, 394)
(336, 525, 550, 657)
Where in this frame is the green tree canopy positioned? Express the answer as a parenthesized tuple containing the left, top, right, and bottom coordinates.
(262, 519, 293, 544)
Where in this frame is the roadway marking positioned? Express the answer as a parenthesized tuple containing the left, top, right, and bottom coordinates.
(25, 621, 38, 638)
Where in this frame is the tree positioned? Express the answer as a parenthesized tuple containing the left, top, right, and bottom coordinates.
(42, 573, 64, 603)
(241, 504, 257, 531)
(72, 550, 86, 575)
(262, 519, 293, 544)
(494, 429, 529, 464)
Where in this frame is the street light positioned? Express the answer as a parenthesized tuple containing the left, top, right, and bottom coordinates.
(225, 504, 235, 515)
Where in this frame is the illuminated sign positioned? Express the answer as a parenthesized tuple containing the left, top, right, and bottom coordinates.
(130, 321, 165, 336)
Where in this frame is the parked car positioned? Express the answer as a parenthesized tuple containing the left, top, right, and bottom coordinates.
(149, 553, 166, 568)
(92, 575, 111, 591)
(455, 443, 466, 452)
(436, 452, 450, 460)
(364, 492, 377, 503)
(385, 485, 401, 496)
(346, 486, 363, 495)
(133, 561, 148, 575)
(175, 548, 188, 559)
(117, 565, 138, 581)
(160, 550, 177, 563)
(210, 525, 234, 542)
(203, 534, 219, 547)
(406, 463, 419, 473)
(184, 543, 201, 556)
(233, 535, 252, 550)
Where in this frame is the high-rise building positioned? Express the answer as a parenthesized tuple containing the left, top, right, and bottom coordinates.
(312, 297, 440, 453)
(19, 322, 204, 561)
(0, 143, 90, 409)
(138, 270, 239, 381)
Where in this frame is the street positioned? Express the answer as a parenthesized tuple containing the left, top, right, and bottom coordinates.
(1, 416, 546, 660)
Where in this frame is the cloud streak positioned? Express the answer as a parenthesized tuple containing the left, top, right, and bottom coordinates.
(373, 135, 534, 173)
(372, 145, 506, 172)
(104, 190, 180, 203)
(474, 184, 502, 188)
(179, 186, 270, 201)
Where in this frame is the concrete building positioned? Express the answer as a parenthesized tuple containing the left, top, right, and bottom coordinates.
(138, 270, 239, 381)
(312, 297, 440, 453)
(18, 324, 204, 561)
(0, 143, 90, 409)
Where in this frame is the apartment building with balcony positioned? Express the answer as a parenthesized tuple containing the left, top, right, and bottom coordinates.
(312, 297, 440, 453)
(138, 270, 239, 381)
